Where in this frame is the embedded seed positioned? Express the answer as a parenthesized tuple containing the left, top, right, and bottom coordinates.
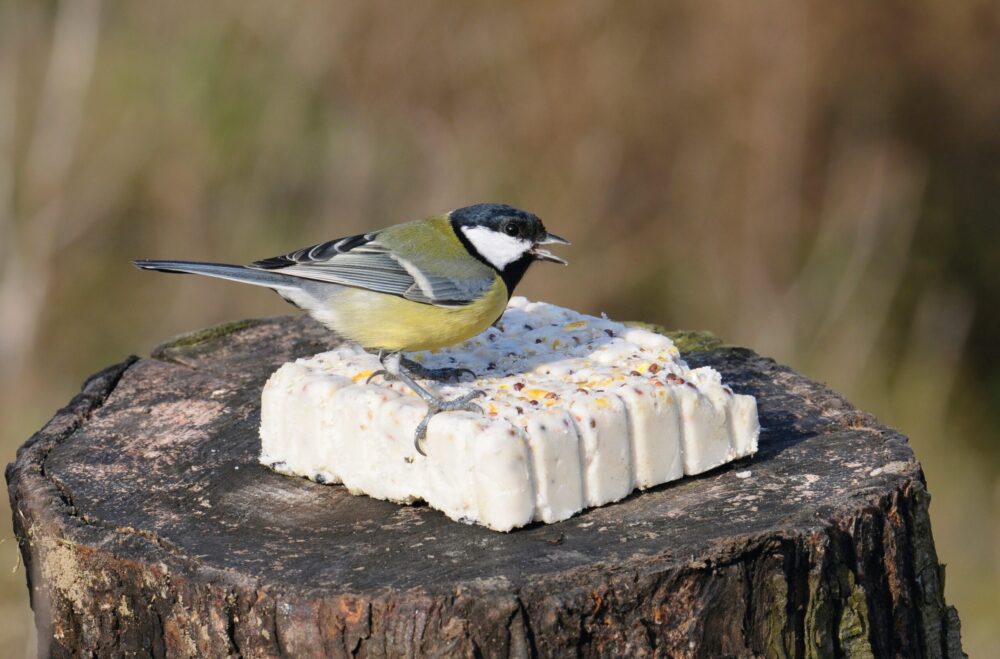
(513, 382, 525, 392)
(648, 363, 660, 373)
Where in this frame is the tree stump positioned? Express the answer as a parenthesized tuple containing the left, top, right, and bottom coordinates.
(7, 316, 965, 658)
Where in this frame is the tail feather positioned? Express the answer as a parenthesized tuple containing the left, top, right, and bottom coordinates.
(132, 259, 301, 291)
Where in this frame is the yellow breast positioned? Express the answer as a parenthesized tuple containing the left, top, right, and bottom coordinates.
(316, 275, 509, 352)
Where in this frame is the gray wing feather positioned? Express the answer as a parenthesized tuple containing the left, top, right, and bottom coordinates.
(251, 232, 488, 306)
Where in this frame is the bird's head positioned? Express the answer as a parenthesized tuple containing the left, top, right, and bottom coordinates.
(449, 203, 570, 274)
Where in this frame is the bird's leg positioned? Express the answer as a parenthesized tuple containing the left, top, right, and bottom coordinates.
(399, 357, 476, 382)
(395, 368, 485, 456)
(366, 349, 395, 384)
(369, 352, 484, 455)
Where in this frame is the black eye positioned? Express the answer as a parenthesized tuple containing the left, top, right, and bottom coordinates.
(503, 222, 519, 237)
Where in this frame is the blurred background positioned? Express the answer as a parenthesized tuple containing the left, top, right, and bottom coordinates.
(2, 0, 998, 654)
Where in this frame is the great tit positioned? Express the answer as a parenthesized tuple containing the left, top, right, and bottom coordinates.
(134, 203, 569, 452)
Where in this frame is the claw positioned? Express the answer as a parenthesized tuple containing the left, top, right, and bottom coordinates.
(457, 390, 486, 412)
(449, 367, 477, 381)
(366, 369, 391, 384)
(412, 389, 487, 455)
(414, 416, 432, 456)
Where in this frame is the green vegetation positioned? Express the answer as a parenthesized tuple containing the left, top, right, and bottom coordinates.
(626, 323, 724, 354)
(152, 318, 264, 357)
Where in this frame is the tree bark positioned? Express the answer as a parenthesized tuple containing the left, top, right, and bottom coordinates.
(7, 315, 964, 657)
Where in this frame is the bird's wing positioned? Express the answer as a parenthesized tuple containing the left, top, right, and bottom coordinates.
(250, 232, 489, 306)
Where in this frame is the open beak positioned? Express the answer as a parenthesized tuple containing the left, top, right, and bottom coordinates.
(539, 232, 570, 246)
(531, 232, 570, 265)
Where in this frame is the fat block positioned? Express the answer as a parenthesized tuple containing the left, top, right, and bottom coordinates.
(260, 298, 759, 531)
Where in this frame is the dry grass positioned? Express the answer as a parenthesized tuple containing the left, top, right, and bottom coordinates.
(2, 0, 998, 654)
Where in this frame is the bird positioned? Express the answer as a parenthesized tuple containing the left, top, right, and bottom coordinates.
(134, 203, 569, 453)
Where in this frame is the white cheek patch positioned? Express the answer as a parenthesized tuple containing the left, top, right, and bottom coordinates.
(461, 226, 532, 270)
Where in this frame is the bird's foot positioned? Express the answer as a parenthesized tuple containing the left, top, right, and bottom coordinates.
(413, 389, 486, 456)
(370, 352, 486, 455)
(400, 357, 476, 382)
(367, 357, 475, 384)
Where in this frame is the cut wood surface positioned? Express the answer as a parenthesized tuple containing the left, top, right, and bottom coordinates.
(7, 315, 964, 657)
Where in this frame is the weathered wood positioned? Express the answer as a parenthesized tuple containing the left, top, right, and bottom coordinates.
(7, 315, 964, 657)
